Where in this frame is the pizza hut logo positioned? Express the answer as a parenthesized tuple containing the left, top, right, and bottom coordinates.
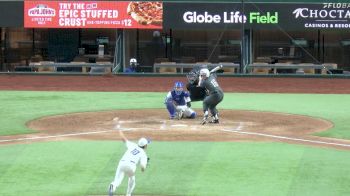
(28, 4, 55, 17)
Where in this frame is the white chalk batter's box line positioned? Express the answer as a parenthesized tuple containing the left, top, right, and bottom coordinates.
(115, 117, 255, 126)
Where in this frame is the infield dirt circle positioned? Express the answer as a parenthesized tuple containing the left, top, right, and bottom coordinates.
(23, 109, 350, 150)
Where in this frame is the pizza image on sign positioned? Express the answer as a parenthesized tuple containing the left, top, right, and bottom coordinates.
(127, 1, 163, 26)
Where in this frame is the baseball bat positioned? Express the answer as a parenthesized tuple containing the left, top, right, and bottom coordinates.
(210, 64, 223, 73)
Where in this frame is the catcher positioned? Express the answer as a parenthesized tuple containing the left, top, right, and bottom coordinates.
(165, 81, 196, 119)
(198, 68, 224, 124)
(109, 129, 150, 196)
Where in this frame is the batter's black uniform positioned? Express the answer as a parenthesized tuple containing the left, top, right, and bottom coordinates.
(199, 74, 224, 116)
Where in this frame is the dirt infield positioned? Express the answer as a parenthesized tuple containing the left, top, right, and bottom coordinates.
(1, 75, 350, 150)
(27, 109, 331, 140)
(0, 109, 346, 150)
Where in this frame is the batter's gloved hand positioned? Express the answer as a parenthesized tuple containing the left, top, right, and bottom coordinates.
(187, 102, 191, 108)
(147, 157, 150, 166)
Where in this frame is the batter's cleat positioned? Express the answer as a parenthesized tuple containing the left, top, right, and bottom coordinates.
(201, 116, 208, 125)
(209, 119, 219, 124)
(108, 184, 114, 196)
(177, 110, 184, 120)
(209, 114, 219, 123)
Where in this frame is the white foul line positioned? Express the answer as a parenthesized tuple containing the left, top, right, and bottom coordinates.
(0, 130, 114, 143)
(221, 128, 350, 148)
(235, 122, 243, 131)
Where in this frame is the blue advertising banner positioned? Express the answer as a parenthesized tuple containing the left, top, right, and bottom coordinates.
(163, 2, 350, 30)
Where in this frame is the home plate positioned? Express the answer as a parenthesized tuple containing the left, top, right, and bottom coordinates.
(171, 124, 188, 127)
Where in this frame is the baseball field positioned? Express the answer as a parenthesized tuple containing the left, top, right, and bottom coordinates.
(1, 75, 350, 196)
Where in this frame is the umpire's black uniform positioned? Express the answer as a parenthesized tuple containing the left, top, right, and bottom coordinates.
(199, 74, 224, 118)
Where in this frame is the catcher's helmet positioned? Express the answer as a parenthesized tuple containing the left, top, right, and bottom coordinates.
(174, 81, 184, 88)
(174, 81, 184, 95)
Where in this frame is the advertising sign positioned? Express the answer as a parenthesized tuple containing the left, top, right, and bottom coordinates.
(164, 2, 350, 30)
(163, 3, 245, 29)
(24, 1, 163, 29)
(290, 3, 350, 29)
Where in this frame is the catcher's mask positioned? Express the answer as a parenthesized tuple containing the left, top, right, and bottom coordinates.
(186, 70, 198, 84)
(174, 81, 184, 95)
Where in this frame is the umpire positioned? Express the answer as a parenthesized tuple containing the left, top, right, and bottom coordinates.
(198, 68, 224, 124)
(186, 68, 207, 102)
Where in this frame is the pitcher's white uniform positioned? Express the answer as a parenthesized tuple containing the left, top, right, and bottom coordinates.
(110, 139, 148, 196)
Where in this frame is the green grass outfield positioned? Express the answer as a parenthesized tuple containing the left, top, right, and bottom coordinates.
(1, 91, 350, 196)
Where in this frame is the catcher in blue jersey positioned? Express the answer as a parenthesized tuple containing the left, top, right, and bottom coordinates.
(165, 81, 197, 119)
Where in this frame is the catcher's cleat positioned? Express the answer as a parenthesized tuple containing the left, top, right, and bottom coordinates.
(108, 184, 114, 196)
(177, 110, 184, 120)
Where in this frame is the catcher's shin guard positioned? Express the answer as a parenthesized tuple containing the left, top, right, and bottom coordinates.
(165, 101, 176, 119)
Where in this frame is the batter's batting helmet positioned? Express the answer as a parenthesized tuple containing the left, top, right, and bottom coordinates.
(200, 68, 210, 77)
